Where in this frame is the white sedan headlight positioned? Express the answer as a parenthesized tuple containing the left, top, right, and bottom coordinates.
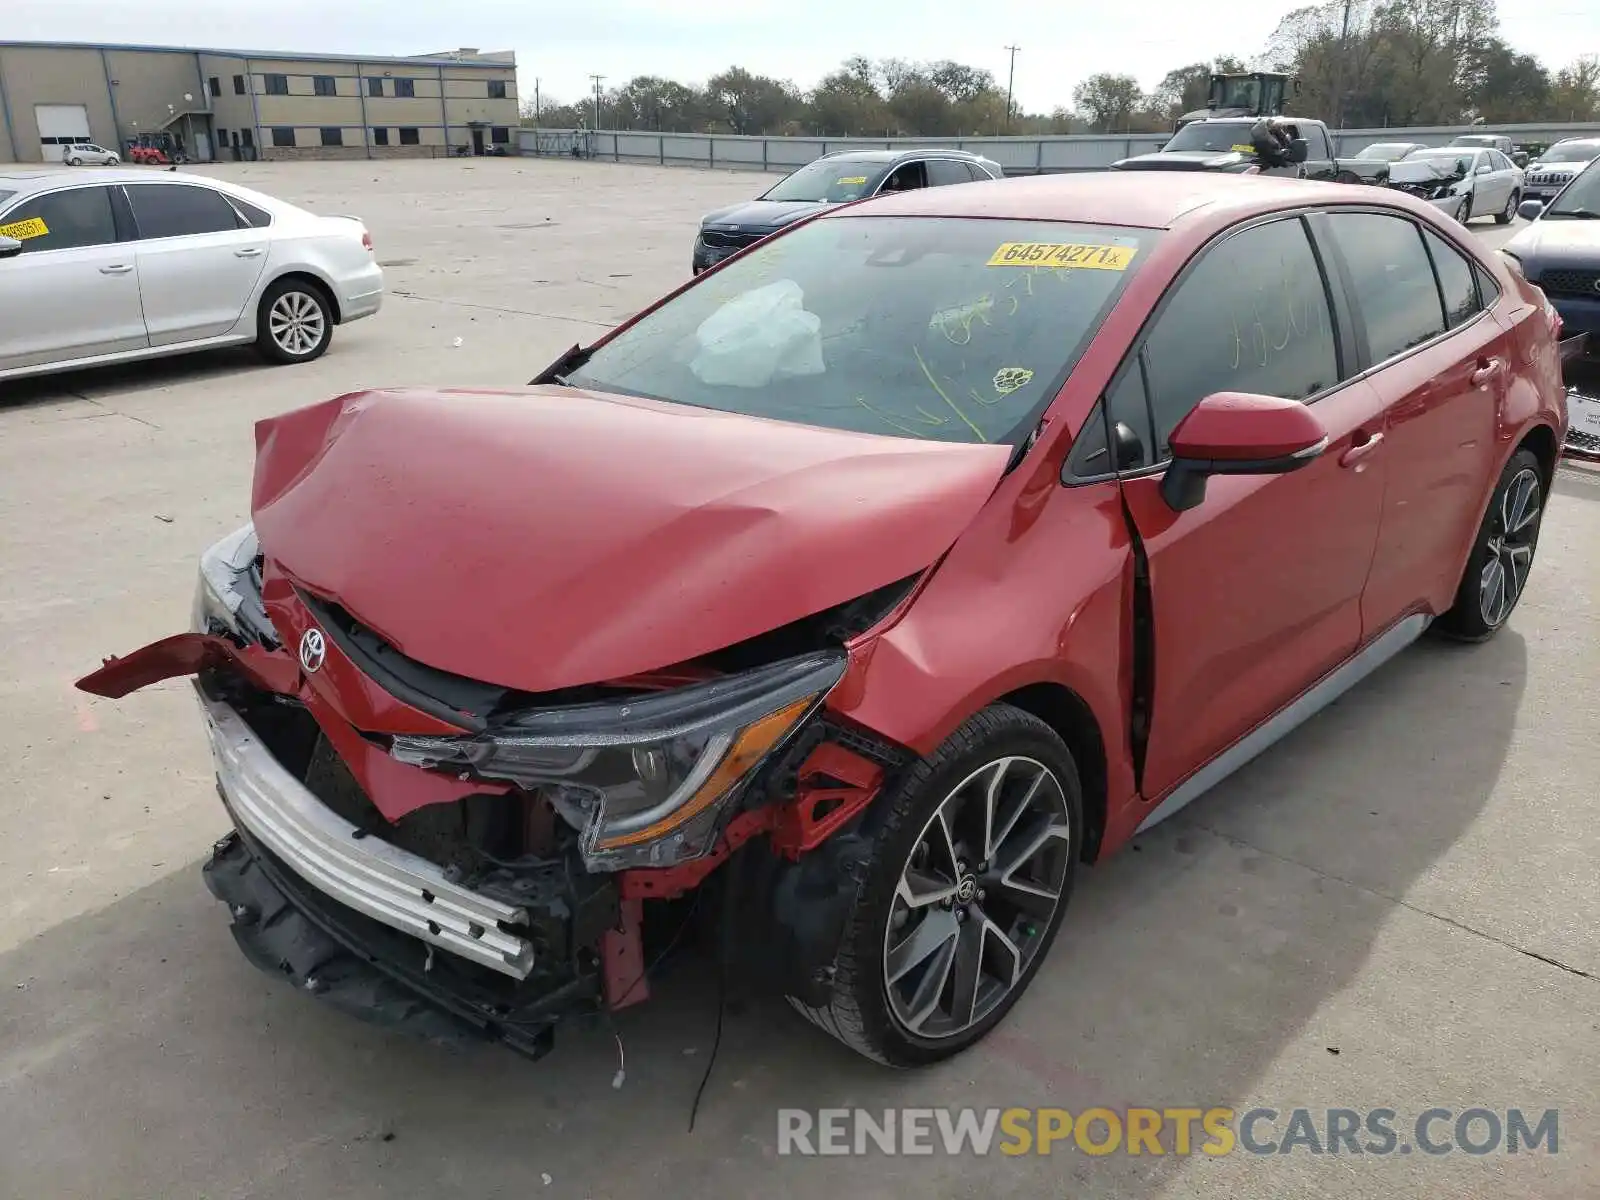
(191, 523, 261, 635)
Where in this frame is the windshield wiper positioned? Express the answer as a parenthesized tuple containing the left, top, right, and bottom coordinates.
(1546, 208, 1600, 219)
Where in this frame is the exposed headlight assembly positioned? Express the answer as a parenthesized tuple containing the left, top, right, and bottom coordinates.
(191, 523, 265, 638)
(390, 650, 847, 870)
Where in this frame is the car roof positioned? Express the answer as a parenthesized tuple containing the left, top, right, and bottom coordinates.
(0, 167, 236, 193)
(1550, 138, 1600, 150)
(821, 148, 988, 164)
(827, 170, 1416, 231)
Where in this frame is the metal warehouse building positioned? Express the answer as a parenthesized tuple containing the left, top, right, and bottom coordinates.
(0, 41, 520, 164)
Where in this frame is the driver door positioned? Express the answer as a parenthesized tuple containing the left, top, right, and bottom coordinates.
(1104, 214, 1389, 814)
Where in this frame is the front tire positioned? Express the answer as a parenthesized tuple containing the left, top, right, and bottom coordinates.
(1495, 189, 1519, 225)
(1436, 447, 1545, 641)
(789, 704, 1083, 1067)
(256, 278, 334, 364)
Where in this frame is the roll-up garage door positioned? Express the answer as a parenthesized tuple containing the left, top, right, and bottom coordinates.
(35, 104, 92, 161)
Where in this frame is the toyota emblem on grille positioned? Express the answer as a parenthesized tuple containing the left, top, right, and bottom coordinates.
(299, 628, 327, 673)
(1593, 277, 1600, 294)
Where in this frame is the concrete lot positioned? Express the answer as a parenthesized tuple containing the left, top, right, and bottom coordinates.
(0, 159, 1596, 1200)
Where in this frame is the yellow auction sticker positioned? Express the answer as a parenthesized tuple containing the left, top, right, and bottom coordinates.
(0, 216, 48, 241)
(988, 242, 1137, 270)
(837, 175, 868, 185)
(1231, 144, 1256, 153)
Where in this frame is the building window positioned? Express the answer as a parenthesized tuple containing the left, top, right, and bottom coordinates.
(270, 127, 296, 147)
(394, 77, 416, 98)
(233, 74, 247, 94)
(372, 127, 390, 146)
(488, 80, 508, 99)
(241, 127, 254, 146)
(320, 127, 343, 147)
(264, 74, 289, 96)
(398, 127, 420, 145)
(367, 76, 384, 97)
(216, 127, 227, 144)
(313, 75, 337, 97)
(491, 126, 510, 144)
(208, 76, 222, 97)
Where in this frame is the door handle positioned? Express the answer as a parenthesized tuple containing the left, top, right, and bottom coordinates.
(234, 247, 264, 258)
(1339, 431, 1384, 468)
(99, 264, 133, 275)
(1470, 357, 1503, 387)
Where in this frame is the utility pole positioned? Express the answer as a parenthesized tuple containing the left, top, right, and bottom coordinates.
(533, 78, 540, 126)
(1003, 45, 1021, 132)
(589, 74, 605, 130)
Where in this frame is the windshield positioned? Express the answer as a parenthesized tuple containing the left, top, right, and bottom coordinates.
(1545, 161, 1600, 218)
(1356, 143, 1417, 161)
(1451, 136, 1496, 147)
(0, 189, 15, 209)
(762, 159, 887, 204)
(567, 216, 1158, 447)
(1539, 143, 1600, 164)
(1164, 121, 1255, 153)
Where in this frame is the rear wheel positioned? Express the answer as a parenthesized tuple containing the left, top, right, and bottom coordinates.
(1495, 189, 1519, 225)
(256, 278, 334, 365)
(1436, 448, 1545, 641)
(67, 156, 82, 166)
(788, 705, 1082, 1066)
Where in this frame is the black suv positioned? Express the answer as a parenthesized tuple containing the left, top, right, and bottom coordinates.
(692, 148, 1004, 273)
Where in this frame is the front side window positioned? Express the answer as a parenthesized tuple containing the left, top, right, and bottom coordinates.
(1140, 217, 1338, 457)
(126, 184, 244, 239)
(566, 216, 1159, 447)
(0, 187, 119, 252)
(1324, 212, 1444, 363)
(762, 159, 887, 204)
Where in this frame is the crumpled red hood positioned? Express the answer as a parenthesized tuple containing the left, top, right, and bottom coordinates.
(251, 386, 1010, 693)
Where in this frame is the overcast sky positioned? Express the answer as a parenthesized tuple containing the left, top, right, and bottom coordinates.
(8, 0, 1597, 114)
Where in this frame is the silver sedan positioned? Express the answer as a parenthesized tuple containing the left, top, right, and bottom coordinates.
(0, 168, 383, 382)
(1388, 146, 1525, 225)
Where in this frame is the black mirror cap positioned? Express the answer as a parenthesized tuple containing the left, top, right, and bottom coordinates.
(0, 235, 21, 260)
(1159, 440, 1327, 513)
(1288, 137, 1310, 163)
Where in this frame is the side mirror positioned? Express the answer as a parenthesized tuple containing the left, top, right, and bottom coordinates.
(1513, 152, 1529, 168)
(1518, 199, 1544, 221)
(1160, 392, 1330, 512)
(0, 235, 21, 260)
(1287, 137, 1309, 163)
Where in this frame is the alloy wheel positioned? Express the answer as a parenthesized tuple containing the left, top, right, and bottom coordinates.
(1478, 467, 1541, 628)
(268, 291, 326, 357)
(882, 756, 1072, 1040)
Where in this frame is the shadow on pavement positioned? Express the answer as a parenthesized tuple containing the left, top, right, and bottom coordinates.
(0, 632, 1533, 1199)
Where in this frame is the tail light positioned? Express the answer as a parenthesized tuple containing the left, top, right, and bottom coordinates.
(361, 230, 374, 252)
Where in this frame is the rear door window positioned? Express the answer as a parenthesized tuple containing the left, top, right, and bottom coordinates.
(926, 159, 973, 187)
(0, 186, 119, 252)
(1421, 229, 1482, 329)
(1306, 124, 1333, 161)
(1140, 216, 1340, 458)
(126, 183, 245, 239)
(1324, 212, 1445, 364)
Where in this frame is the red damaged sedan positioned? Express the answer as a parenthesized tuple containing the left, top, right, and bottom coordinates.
(81, 173, 1567, 1067)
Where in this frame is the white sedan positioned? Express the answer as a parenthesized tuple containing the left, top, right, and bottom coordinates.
(0, 168, 382, 382)
(1387, 146, 1524, 225)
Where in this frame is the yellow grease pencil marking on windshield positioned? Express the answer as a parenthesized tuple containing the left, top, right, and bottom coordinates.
(853, 396, 928, 438)
(837, 176, 868, 185)
(987, 242, 1137, 270)
(0, 216, 48, 241)
(912, 344, 987, 442)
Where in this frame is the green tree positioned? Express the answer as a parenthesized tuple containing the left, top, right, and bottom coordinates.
(807, 57, 887, 135)
(704, 67, 803, 134)
(1550, 55, 1600, 121)
(1072, 73, 1144, 132)
(609, 76, 708, 131)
